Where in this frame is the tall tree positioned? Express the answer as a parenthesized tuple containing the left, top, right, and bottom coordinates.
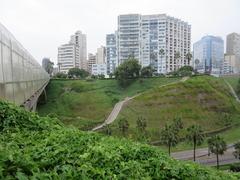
(159, 49, 165, 68)
(136, 116, 147, 133)
(104, 124, 112, 136)
(186, 125, 205, 161)
(185, 52, 192, 65)
(68, 68, 89, 78)
(172, 117, 183, 132)
(160, 124, 179, 155)
(141, 66, 153, 78)
(174, 52, 181, 70)
(233, 142, 240, 160)
(118, 118, 129, 136)
(208, 135, 227, 169)
(42, 58, 54, 75)
(159, 49, 165, 59)
(114, 58, 141, 87)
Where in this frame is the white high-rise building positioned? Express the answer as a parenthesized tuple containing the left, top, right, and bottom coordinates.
(106, 33, 118, 74)
(118, 14, 141, 65)
(223, 54, 238, 74)
(96, 46, 106, 64)
(70, 31, 87, 70)
(58, 44, 79, 74)
(226, 33, 240, 73)
(113, 14, 191, 74)
(87, 53, 97, 73)
(92, 64, 107, 76)
(58, 30, 87, 73)
(226, 33, 240, 58)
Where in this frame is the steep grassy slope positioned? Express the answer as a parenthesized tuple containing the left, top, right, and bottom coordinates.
(0, 100, 239, 179)
(37, 77, 179, 130)
(112, 76, 240, 141)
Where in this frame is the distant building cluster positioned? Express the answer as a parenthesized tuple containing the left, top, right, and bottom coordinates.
(57, 31, 87, 74)
(107, 14, 191, 75)
(56, 14, 240, 77)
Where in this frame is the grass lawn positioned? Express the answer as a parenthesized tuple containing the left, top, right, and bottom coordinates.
(37, 77, 180, 130)
(109, 76, 240, 144)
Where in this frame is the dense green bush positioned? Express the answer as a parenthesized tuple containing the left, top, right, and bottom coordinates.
(0, 101, 62, 132)
(115, 58, 141, 87)
(0, 100, 239, 179)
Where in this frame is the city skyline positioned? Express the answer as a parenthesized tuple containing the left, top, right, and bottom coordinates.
(0, 0, 239, 65)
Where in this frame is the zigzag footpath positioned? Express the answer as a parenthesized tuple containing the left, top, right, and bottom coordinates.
(92, 77, 189, 131)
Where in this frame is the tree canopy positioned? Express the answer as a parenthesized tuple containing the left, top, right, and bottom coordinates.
(42, 59, 54, 75)
(208, 135, 227, 169)
(68, 68, 89, 78)
(141, 66, 153, 78)
(114, 58, 141, 87)
(186, 125, 204, 161)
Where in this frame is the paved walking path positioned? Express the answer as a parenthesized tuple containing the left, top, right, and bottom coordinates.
(92, 97, 131, 131)
(92, 77, 189, 131)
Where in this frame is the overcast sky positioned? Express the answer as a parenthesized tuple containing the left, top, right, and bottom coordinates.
(1, 0, 240, 65)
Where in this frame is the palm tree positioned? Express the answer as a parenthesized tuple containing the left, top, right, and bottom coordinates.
(104, 124, 112, 136)
(185, 52, 192, 66)
(136, 116, 147, 133)
(186, 125, 205, 161)
(160, 124, 179, 155)
(118, 118, 129, 136)
(159, 49, 165, 67)
(174, 51, 181, 70)
(208, 135, 227, 169)
(159, 49, 165, 60)
(233, 142, 240, 160)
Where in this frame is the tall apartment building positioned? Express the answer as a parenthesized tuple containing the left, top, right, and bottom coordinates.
(118, 14, 141, 65)
(223, 54, 238, 74)
(115, 14, 191, 74)
(106, 33, 118, 74)
(58, 44, 79, 74)
(226, 33, 240, 73)
(226, 33, 240, 57)
(87, 53, 97, 73)
(193, 36, 224, 75)
(70, 31, 87, 70)
(96, 46, 106, 64)
(58, 30, 87, 73)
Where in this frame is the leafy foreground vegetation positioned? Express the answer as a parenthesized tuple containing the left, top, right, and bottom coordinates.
(37, 77, 179, 130)
(111, 76, 240, 142)
(0, 101, 240, 179)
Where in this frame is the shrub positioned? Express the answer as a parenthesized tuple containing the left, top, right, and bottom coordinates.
(0, 100, 239, 179)
(230, 164, 240, 172)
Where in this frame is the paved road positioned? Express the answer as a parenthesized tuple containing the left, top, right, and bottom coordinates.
(92, 77, 189, 131)
(172, 144, 239, 166)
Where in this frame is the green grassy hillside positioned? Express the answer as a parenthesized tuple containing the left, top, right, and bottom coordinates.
(0, 100, 239, 179)
(112, 76, 240, 142)
(37, 77, 179, 130)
